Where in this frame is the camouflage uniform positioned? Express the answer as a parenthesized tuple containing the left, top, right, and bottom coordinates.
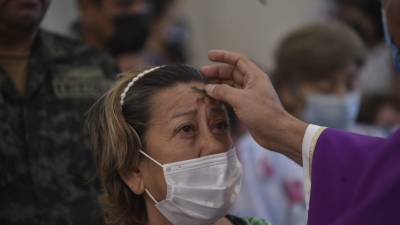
(0, 30, 117, 225)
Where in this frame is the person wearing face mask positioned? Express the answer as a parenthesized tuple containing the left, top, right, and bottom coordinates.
(76, 0, 154, 71)
(273, 22, 365, 132)
(86, 65, 272, 225)
(273, 22, 389, 137)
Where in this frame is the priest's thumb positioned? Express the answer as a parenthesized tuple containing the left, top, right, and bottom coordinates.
(205, 84, 240, 107)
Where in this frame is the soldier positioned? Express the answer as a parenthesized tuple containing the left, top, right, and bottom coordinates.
(0, 0, 117, 224)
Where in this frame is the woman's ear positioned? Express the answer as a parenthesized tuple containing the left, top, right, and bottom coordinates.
(119, 169, 145, 195)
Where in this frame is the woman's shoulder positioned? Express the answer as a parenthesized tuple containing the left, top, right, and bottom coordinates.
(226, 214, 273, 225)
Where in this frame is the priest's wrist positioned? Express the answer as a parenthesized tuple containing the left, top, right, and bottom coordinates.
(258, 112, 307, 165)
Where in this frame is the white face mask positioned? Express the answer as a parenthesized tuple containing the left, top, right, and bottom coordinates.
(140, 148, 242, 225)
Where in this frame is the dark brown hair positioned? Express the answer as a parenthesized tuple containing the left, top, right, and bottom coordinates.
(86, 65, 204, 225)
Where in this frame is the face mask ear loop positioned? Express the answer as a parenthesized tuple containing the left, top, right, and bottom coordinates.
(139, 150, 164, 168)
(139, 150, 163, 205)
(144, 189, 159, 204)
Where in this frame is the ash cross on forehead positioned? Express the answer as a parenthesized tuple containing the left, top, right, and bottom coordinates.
(191, 86, 215, 102)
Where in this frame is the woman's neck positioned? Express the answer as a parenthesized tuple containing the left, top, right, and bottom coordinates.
(144, 197, 173, 225)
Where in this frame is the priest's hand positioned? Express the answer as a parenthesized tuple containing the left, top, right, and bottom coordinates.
(201, 49, 307, 164)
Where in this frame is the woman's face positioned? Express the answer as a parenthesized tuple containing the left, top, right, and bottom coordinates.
(139, 81, 232, 201)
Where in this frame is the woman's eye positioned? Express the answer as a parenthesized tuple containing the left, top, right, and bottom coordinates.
(214, 121, 229, 134)
(181, 125, 194, 133)
(178, 124, 196, 137)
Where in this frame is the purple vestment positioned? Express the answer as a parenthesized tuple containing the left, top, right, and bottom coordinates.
(308, 128, 400, 225)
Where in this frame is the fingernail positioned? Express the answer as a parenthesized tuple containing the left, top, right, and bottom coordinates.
(205, 84, 216, 94)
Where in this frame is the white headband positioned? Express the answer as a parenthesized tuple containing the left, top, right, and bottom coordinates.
(120, 66, 164, 107)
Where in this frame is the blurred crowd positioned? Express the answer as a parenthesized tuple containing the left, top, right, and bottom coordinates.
(74, 0, 189, 71)
(0, 0, 399, 225)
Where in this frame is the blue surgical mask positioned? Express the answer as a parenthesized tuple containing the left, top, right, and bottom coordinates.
(301, 92, 361, 130)
(382, 10, 400, 72)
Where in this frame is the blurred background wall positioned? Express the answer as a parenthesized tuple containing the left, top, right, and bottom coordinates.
(41, 0, 78, 36)
(41, 0, 328, 68)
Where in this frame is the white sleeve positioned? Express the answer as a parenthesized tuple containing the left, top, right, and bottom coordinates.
(302, 124, 327, 211)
